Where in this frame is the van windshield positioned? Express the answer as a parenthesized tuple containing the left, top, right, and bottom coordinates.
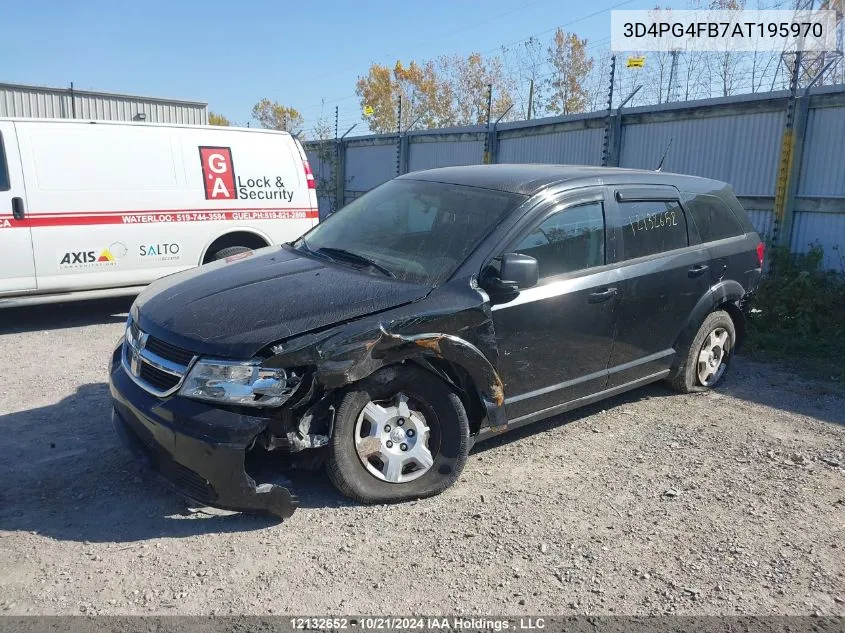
(0, 133, 9, 191)
(293, 179, 523, 285)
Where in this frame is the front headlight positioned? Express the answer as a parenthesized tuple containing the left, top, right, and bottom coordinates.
(179, 358, 303, 407)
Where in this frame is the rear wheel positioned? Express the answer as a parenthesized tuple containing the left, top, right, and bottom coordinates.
(211, 245, 252, 261)
(667, 310, 736, 393)
(326, 366, 470, 503)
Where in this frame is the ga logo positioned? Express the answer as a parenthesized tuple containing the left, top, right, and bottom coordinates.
(199, 146, 237, 200)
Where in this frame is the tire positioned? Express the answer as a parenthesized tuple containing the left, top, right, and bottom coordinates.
(326, 365, 470, 504)
(666, 310, 736, 393)
(211, 245, 253, 261)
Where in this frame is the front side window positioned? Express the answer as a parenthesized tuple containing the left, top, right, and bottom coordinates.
(0, 133, 9, 191)
(297, 179, 524, 285)
(514, 201, 605, 278)
(685, 194, 744, 243)
(618, 200, 688, 260)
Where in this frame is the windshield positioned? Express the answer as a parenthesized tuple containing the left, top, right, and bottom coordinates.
(295, 179, 523, 285)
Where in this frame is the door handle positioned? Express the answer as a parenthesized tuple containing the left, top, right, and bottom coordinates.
(11, 197, 25, 220)
(688, 264, 709, 278)
(588, 287, 618, 303)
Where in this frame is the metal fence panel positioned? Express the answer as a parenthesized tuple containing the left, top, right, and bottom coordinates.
(408, 139, 484, 171)
(498, 128, 603, 165)
(790, 211, 845, 270)
(746, 209, 775, 240)
(619, 110, 784, 196)
(304, 89, 845, 267)
(799, 107, 845, 197)
(345, 142, 396, 192)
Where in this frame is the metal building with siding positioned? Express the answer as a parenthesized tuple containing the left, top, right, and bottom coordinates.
(0, 82, 208, 125)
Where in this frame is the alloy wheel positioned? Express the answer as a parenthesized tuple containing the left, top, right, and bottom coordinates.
(697, 327, 730, 387)
(354, 392, 434, 483)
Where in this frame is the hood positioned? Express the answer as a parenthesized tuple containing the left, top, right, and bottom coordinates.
(133, 245, 431, 358)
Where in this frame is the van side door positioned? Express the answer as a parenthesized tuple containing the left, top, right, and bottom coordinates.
(0, 121, 36, 293)
(604, 185, 710, 388)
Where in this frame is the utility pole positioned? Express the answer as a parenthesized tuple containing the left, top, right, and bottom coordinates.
(771, 50, 802, 253)
(527, 79, 535, 120)
(483, 84, 493, 164)
(666, 50, 679, 103)
(334, 105, 341, 213)
(601, 55, 616, 167)
(396, 95, 402, 176)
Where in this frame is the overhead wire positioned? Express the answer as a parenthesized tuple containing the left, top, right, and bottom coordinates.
(299, 0, 831, 129)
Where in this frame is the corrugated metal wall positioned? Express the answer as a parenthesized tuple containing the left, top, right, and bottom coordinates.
(799, 106, 845, 197)
(304, 87, 845, 268)
(408, 137, 485, 171)
(498, 126, 604, 165)
(344, 140, 396, 192)
(791, 212, 845, 270)
(746, 210, 775, 240)
(0, 82, 207, 125)
(619, 110, 784, 196)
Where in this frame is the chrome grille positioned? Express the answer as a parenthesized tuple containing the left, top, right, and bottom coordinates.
(122, 318, 196, 397)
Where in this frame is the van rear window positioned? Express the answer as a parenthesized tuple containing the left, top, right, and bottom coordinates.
(0, 132, 9, 191)
(686, 194, 745, 243)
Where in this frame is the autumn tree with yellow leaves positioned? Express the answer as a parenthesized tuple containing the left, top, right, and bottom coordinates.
(545, 29, 593, 115)
(251, 98, 304, 136)
(356, 53, 517, 133)
(208, 111, 230, 126)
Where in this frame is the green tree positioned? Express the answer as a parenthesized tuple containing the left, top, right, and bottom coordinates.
(208, 111, 231, 126)
(251, 98, 304, 135)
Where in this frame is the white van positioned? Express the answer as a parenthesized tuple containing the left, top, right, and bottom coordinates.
(0, 118, 319, 306)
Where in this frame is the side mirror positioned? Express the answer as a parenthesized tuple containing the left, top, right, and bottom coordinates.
(500, 252, 539, 290)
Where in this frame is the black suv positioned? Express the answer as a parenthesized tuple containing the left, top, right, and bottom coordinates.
(110, 165, 764, 519)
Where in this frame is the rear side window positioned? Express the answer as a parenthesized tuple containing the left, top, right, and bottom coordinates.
(618, 200, 688, 259)
(514, 201, 605, 278)
(685, 194, 745, 242)
(0, 133, 9, 191)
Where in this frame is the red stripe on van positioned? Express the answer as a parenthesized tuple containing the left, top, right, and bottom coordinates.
(0, 208, 319, 228)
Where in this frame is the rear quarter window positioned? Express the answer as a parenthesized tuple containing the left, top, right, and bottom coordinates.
(0, 132, 9, 191)
(685, 194, 745, 242)
(617, 199, 688, 260)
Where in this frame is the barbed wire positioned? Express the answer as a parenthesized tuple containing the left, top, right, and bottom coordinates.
(298, 0, 841, 132)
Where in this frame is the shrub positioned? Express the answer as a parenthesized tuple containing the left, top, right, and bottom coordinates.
(746, 244, 845, 381)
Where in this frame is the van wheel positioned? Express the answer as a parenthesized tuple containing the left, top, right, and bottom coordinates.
(666, 310, 736, 393)
(326, 366, 470, 503)
(211, 246, 252, 261)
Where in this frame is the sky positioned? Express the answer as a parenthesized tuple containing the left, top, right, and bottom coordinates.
(3, 0, 685, 133)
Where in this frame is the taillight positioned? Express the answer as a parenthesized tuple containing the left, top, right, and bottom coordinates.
(303, 160, 316, 190)
(756, 242, 765, 267)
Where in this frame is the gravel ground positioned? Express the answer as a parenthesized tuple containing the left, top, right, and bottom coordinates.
(0, 298, 843, 616)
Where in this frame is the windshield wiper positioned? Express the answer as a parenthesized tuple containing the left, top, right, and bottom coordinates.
(291, 238, 333, 262)
(314, 247, 396, 278)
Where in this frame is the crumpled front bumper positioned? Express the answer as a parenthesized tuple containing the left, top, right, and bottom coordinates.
(108, 345, 299, 520)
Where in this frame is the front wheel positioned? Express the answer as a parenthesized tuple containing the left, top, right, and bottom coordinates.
(666, 310, 736, 393)
(326, 366, 470, 503)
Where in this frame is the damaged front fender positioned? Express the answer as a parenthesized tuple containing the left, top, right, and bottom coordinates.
(262, 284, 509, 434)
